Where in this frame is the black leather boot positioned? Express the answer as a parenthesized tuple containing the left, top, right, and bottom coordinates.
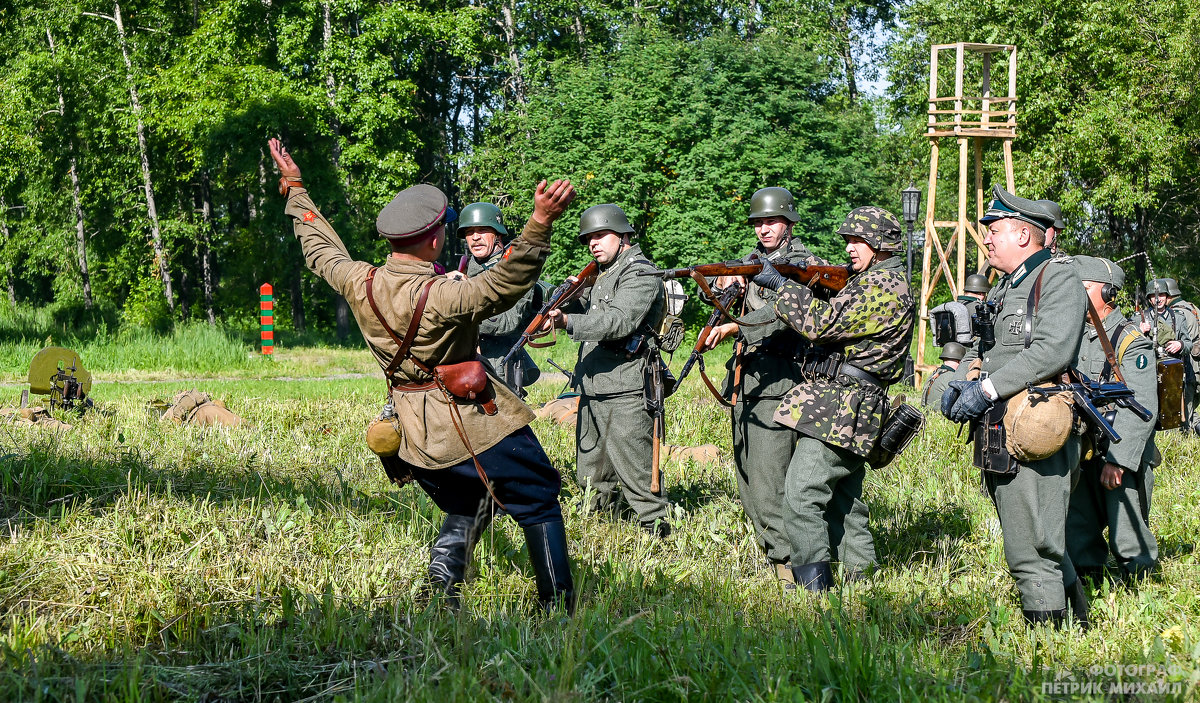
(790, 561, 834, 593)
(1066, 579, 1090, 630)
(1023, 609, 1068, 628)
(428, 513, 491, 604)
(524, 520, 575, 613)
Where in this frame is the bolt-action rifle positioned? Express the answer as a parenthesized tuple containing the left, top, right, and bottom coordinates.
(500, 260, 599, 370)
(639, 260, 851, 294)
(675, 283, 742, 406)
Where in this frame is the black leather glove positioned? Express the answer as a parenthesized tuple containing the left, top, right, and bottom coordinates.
(939, 383, 962, 420)
(752, 258, 787, 291)
(947, 379, 993, 423)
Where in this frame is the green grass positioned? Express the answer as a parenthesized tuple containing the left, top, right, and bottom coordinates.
(0, 367, 1197, 701)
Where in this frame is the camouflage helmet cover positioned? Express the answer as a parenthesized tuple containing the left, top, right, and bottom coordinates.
(747, 187, 801, 224)
(578, 204, 635, 244)
(836, 206, 903, 252)
(457, 202, 507, 238)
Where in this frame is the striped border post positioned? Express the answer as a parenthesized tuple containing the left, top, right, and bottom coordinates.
(260, 283, 274, 356)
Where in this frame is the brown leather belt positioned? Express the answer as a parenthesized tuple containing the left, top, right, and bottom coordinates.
(391, 379, 439, 392)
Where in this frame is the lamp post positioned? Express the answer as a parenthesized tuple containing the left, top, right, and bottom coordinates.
(901, 185, 921, 387)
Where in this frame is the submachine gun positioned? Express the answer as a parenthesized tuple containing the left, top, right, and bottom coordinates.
(1027, 370, 1153, 448)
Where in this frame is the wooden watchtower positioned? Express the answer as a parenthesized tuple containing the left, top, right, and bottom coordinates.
(916, 42, 1017, 383)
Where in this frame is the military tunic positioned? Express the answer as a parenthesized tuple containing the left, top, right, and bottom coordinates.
(466, 247, 541, 391)
(285, 188, 567, 529)
(947, 249, 1086, 611)
(566, 243, 668, 527)
(1066, 309, 1159, 577)
(772, 255, 914, 571)
(722, 237, 812, 567)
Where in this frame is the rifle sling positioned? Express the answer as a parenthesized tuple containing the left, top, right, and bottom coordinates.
(698, 355, 733, 407)
(363, 268, 506, 510)
(689, 271, 772, 328)
(1085, 295, 1126, 384)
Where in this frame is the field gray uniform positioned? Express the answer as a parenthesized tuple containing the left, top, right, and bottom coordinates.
(568, 243, 668, 529)
(1067, 309, 1159, 578)
(722, 237, 813, 567)
(467, 247, 541, 391)
(946, 249, 1086, 612)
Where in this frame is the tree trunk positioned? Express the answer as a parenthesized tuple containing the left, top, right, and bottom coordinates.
(746, 0, 757, 38)
(336, 295, 350, 340)
(111, 2, 174, 311)
(834, 11, 857, 104)
(47, 29, 94, 308)
(500, 0, 527, 104)
(572, 15, 586, 51)
(0, 198, 15, 304)
(291, 271, 306, 334)
(199, 171, 216, 324)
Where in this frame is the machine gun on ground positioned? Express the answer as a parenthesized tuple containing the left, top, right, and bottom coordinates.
(22, 346, 94, 413)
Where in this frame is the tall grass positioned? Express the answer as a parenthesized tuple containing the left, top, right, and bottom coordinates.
(0, 374, 1194, 700)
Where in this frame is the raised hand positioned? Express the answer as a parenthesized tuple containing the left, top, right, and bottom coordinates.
(268, 138, 302, 180)
(532, 179, 576, 225)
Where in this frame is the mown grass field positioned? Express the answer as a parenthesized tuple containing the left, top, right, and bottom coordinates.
(0, 333, 1198, 701)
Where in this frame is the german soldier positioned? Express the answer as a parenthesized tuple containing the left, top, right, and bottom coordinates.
(752, 206, 914, 591)
(1066, 256, 1159, 583)
(1037, 199, 1066, 256)
(940, 186, 1088, 627)
(1165, 278, 1200, 429)
(450, 202, 542, 396)
(543, 205, 670, 536)
(268, 139, 577, 611)
(698, 187, 813, 583)
(1141, 278, 1197, 430)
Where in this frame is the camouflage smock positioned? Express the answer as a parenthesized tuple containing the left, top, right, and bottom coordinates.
(771, 256, 914, 456)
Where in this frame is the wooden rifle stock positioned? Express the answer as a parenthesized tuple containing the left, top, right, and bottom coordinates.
(643, 260, 853, 295)
(499, 260, 599, 368)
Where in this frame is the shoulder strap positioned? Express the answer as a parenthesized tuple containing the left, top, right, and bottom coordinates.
(365, 268, 436, 378)
(1022, 265, 1050, 348)
(1101, 320, 1134, 381)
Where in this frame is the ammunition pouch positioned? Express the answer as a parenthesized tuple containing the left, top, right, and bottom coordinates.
(600, 333, 647, 358)
(801, 350, 886, 390)
(432, 360, 498, 416)
(972, 400, 1017, 475)
(867, 398, 925, 469)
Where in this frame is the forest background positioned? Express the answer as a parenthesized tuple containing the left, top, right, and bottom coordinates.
(2, 0, 1199, 339)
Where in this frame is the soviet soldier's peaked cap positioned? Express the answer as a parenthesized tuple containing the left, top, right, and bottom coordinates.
(1149, 279, 1170, 296)
(979, 185, 1055, 230)
(1165, 278, 1182, 297)
(837, 206, 903, 252)
(1037, 199, 1066, 230)
(376, 184, 457, 242)
(747, 187, 802, 224)
(458, 202, 507, 238)
(1072, 255, 1125, 289)
(578, 204, 635, 243)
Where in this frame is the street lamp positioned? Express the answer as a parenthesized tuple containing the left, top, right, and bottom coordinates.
(900, 184, 921, 387)
(901, 184, 921, 287)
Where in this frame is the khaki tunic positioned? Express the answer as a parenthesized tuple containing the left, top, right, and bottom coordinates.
(285, 188, 549, 469)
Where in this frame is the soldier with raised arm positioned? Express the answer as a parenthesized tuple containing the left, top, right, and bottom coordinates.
(269, 139, 577, 612)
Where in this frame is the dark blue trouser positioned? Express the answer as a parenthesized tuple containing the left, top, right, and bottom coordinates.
(409, 426, 563, 527)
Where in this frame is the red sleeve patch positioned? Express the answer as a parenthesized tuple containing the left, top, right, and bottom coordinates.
(303, 211, 316, 222)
